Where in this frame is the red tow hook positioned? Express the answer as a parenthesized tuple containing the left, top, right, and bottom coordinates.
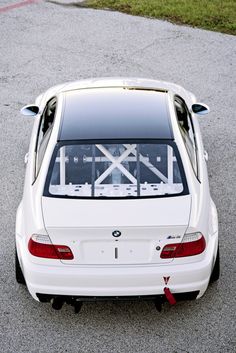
(164, 287, 176, 305)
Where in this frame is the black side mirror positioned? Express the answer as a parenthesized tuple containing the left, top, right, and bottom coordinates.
(20, 105, 40, 116)
(192, 103, 210, 116)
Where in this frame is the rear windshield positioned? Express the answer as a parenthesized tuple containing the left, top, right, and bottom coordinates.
(44, 141, 188, 199)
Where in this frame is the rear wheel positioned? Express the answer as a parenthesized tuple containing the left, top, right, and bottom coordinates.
(15, 248, 26, 285)
(210, 245, 220, 283)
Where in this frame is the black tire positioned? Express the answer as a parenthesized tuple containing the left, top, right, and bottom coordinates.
(15, 248, 26, 285)
(210, 245, 220, 283)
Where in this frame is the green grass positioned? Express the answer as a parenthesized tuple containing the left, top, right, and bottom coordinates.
(82, 0, 236, 35)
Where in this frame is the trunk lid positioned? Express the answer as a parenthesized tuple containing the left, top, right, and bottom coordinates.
(42, 196, 191, 265)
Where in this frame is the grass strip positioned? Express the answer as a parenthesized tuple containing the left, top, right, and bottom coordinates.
(83, 0, 236, 35)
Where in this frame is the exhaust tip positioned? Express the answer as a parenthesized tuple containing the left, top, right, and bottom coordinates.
(51, 297, 64, 310)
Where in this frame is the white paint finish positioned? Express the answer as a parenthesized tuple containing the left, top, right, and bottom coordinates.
(42, 195, 191, 228)
(21, 227, 217, 298)
(45, 225, 188, 265)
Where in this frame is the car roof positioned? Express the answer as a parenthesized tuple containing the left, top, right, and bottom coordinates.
(58, 87, 173, 141)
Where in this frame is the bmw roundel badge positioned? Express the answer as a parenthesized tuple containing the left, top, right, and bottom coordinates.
(112, 230, 121, 238)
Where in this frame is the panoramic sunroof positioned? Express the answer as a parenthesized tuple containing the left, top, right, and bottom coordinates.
(59, 88, 173, 141)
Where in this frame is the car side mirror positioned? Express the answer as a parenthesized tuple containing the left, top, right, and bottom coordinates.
(192, 103, 210, 116)
(20, 105, 39, 116)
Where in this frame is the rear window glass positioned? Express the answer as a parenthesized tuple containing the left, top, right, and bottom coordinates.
(45, 142, 188, 198)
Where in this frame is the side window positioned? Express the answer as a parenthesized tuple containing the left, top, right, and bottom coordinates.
(35, 98, 57, 177)
(174, 97, 198, 176)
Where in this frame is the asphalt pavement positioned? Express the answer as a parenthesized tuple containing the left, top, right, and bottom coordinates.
(0, 1, 236, 352)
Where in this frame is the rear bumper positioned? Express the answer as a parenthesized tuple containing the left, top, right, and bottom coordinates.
(25, 261, 210, 301)
(18, 232, 218, 302)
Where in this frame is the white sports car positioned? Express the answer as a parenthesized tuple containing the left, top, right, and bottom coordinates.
(16, 78, 219, 312)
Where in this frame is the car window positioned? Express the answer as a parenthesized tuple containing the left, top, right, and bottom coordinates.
(35, 98, 57, 177)
(45, 141, 189, 199)
(174, 96, 198, 176)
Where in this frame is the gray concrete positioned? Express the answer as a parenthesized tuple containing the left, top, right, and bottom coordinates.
(0, 1, 236, 352)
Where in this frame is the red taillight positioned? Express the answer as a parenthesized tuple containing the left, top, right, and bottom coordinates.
(161, 244, 179, 258)
(161, 233, 206, 258)
(28, 235, 74, 260)
(54, 245, 74, 260)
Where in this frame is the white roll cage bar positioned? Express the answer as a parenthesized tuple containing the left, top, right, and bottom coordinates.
(56, 144, 177, 187)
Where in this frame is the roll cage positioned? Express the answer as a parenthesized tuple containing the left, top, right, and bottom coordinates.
(43, 139, 189, 199)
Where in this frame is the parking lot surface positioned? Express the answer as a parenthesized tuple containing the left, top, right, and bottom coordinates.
(0, 1, 235, 352)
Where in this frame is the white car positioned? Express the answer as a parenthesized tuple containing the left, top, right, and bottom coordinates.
(16, 77, 219, 312)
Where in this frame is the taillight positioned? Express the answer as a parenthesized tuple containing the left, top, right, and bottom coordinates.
(28, 234, 74, 260)
(161, 232, 206, 258)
